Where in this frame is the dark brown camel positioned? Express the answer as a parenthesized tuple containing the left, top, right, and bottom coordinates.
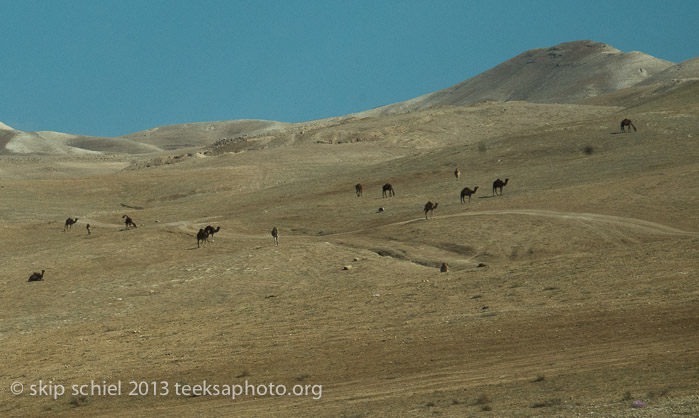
(28, 270, 45, 282)
(64, 217, 78, 231)
(86, 224, 91, 235)
(271, 226, 279, 246)
(460, 186, 479, 203)
(620, 118, 637, 133)
(122, 215, 137, 229)
(196, 228, 208, 248)
(204, 225, 220, 242)
(424, 201, 438, 219)
(355, 183, 362, 197)
(382, 183, 395, 198)
(492, 178, 509, 196)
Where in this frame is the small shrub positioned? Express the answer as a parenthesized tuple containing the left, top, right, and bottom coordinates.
(68, 396, 88, 408)
(531, 398, 561, 408)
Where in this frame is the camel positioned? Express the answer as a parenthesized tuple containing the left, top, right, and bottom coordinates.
(196, 228, 208, 248)
(424, 201, 438, 219)
(204, 225, 220, 242)
(382, 183, 395, 198)
(440, 263, 449, 273)
(454, 168, 460, 179)
(28, 269, 45, 282)
(460, 186, 479, 203)
(64, 217, 78, 231)
(86, 224, 91, 235)
(620, 118, 637, 133)
(271, 226, 279, 246)
(355, 183, 362, 197)
(122, 215, 137, 229)
(492, 178, 509, 196)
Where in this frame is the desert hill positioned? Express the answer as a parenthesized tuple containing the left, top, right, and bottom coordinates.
(358, 40, 675, 117)
(119, 119, 292, 150)
(0, 120, 288, 156)
(637, 56, 699, 84)
(580, 57, 699, 109)
(3, 40, 697, 156)
(1, 40, 699, 417)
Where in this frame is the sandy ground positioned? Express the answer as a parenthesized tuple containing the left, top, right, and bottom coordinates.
(1, 101, 698, 417)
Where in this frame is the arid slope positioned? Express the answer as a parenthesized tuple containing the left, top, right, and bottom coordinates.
(1, 88, 698, 417)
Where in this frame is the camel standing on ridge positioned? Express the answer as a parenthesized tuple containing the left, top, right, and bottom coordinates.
(382, 183, 395, 198)
(460, 186, 479, 203)
(424, 201, 438, 219)
(492, 178, 509, 196)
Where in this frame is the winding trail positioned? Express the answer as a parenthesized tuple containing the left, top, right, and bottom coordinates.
(333, 209, 699, 238)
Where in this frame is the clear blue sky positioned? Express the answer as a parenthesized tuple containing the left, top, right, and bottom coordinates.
(2, 0, 697, 137)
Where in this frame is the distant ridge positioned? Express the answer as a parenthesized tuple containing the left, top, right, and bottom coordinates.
(636, 56, 699, 85)
(0, 121, 15, 130)
(359, 40, 674, 116)
(0, 119, 290, 156)
(4, 40, 697, 155)
(120, 119, 291, 150)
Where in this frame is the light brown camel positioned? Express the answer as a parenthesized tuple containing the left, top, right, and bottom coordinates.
(355, 183, 362, 197)
(122, 215, 137, 229)
(424, 201, 438, 219)
(28, 269, 45, 282)
(492, 178, 509, 196)
(64, 217, 78, 231)
(454, 168, 460, 179)
(620, 118, 637, 132)
(382, 183, 395, 198)
(271, 226, 279, 246)
(460, 186, 479, 203)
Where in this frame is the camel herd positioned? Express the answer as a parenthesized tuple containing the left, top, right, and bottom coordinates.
(28, 119, 635, 281)
(355, 175, 510, 221)
(31, 212, 275, 281)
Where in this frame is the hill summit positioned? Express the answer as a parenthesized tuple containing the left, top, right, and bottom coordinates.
(2, 40, 693, 155)
(364, 40, 674, 116)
